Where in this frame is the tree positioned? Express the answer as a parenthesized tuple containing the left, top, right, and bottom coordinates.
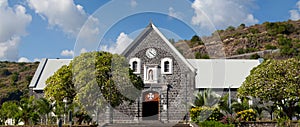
(45, 65, 75, 104)
(1, 101, 20, 125)
(191, 35, 200, 42)
(36, 98, 52, 125)
(46, 51, 144, 122)
(238, 58, 300, 119)
(18, 96, 39, 125)
(73, 51, 144, 110)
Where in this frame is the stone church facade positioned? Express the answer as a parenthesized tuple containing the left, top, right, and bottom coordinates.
(113, 22, 196, 122)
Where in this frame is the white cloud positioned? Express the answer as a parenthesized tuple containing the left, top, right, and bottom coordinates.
(289, 1, 300, 20)
(168, 7, 183, 19)
(27, 0, 99, 37)
(0, 0, 32, 61)
(0, 37, 20, 60)
(18, 57, 31, 62)
(61, 49, 74, 57)
(80, 48, 87, 53)
(191, 0, 258, 30)
(100, 32, 133, 54)
(33, 58, 41, 62)
(131, 0, 137, 8)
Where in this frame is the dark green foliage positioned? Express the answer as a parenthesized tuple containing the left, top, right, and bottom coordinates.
(236, 48, 257, 55)
(189, 35, 204, 47)
(0, 69, 11, 76)
(248, 28, 259, 34)
(236, 48, 245, 54)
(195, 52, 210, 59)
(265, 22, 295, 35)
(25, 76, 32, 83)
(238, 23, 246, 29)
(198, 121, 234, 127)
(265, 44, 277, 50)
(10, 72, 19, 83)
(226, 26, 235, 31)
(277, 36, 298, 57)
(191, 35, 201, 42)
(250, 54, 261, 59)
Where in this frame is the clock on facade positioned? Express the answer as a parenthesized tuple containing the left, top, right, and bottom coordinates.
(146, 48, 157, 58)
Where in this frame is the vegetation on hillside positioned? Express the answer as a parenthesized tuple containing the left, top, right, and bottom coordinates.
(0, 61, 38, 105)
(175, 20, 300, 59)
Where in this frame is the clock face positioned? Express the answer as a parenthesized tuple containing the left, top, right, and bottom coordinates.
(146, 48, 157, 58)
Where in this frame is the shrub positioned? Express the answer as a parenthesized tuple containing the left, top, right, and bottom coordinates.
(236, 109, 256, 121)
(236, 48, 245, 54)
(265, 44, 277, 50)
(226, 26, 235, 31)
(198, 121, 234, 127)
(250, 54, 260, 59)
(190, 106, 224, 123)
(0, 69, 11, 76)
(195, 52, 210, 59)
(220, 114, 241, 124)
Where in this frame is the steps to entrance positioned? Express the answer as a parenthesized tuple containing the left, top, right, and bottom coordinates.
(102, 122, 192, 127)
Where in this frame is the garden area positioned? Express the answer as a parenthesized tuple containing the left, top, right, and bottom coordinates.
(190, 58, 300, 127)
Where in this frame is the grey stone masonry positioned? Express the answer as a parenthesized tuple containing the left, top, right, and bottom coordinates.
(110, 23, 196, 123)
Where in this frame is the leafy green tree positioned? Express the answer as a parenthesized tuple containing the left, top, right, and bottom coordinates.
(73, 51, 144, 109)
(191, 35, 200, 42)
(238, 58, 300, 119)
(1, 101, 20, 125)
(45, 65, 75, 104)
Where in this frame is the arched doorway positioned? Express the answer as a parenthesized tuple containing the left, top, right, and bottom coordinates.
(142, 91, 159, 120)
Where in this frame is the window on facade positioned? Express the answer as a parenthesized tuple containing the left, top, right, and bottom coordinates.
(164, 61, 170, 72)
(132, 61, 138, 72)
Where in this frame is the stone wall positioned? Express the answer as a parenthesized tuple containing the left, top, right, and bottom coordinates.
(115, 25, 195, 122)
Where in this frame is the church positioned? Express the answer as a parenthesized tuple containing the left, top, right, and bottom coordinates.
(29, 22, 262, 123)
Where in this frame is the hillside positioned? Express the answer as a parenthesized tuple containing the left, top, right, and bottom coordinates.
(175, 20, 300, 59)
(0, 61, 38, 104)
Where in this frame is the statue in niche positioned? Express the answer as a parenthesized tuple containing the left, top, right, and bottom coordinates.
(148, 69, 153, 81)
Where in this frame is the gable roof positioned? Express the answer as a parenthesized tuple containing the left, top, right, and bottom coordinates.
(29, 58, 71, 91)
(122, 23, 196, 73)
(187, 59, 261, 88)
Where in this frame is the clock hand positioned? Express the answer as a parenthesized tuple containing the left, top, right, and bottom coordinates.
(150, 52, 155, 56)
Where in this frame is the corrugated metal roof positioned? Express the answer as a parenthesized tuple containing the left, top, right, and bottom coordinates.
(32, 59, 71, 90)
(187, 59, 261, 88)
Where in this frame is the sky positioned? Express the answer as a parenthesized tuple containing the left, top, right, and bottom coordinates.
(1, 0, 300, 62)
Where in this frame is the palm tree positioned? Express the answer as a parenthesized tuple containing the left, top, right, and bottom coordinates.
(36, 98, 52, 125)
(19, 96, 39, 125)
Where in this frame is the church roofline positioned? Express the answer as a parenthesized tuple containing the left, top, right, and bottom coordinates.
(121, 22, 196, 73)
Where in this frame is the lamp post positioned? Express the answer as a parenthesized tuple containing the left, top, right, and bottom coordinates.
(108, 72, 113, 124)
(228, 85, 233, 114)
(166, 84, 173, 122)
(63, 98, 67, 125)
